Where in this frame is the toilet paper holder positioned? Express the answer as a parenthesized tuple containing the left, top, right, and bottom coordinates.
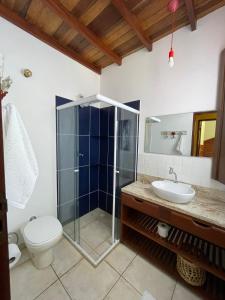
(8, 243, 21, 269)
(8, 232, 21, 269)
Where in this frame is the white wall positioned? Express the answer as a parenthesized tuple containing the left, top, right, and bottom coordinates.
(0, 18, 100, 233)
(100, 6, 225, 190)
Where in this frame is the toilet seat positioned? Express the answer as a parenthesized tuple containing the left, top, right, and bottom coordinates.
(23, 216, 62, 246)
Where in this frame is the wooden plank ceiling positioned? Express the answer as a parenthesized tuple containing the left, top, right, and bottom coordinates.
(0, 0, 224, 74)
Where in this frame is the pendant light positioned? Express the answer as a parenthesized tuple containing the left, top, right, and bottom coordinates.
(167, 0, 180, 68)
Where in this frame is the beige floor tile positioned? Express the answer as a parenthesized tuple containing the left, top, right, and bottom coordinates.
(61, 259, 119, 300)
(97, 210, 112, 228)
(95, 239, 112, 256)
(104, 277, 141, 300)
(17, 247, 30, 266)
(81, 220, 111, 249)
(123, 255, 176, 300)
(51, 237, 82, 277)
(105, 243, 136, 274)
(80, 208, 102, 228)
(79, 238, 100, 261)
(172, 283, 202, 300)
(10, 260, 57, 300)
(36, 280, 70, 300)
(63, 222, 74, 239)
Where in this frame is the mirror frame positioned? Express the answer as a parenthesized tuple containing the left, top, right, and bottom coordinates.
(144, 111, 217, 158)
(213, 49, 225, 184)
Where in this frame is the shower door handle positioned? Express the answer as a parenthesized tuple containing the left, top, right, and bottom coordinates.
(74, 169, 79, 173)
(115, 170, 120, 174)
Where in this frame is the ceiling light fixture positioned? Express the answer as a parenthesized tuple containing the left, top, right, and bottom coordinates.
(167, 0, 180, 68)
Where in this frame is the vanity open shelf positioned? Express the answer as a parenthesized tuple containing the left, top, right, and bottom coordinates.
(121, 192, 225, 300)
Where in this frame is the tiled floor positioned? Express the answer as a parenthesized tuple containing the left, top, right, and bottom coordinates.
(10, 237, 202, 300)
(63, 208, 113, 261)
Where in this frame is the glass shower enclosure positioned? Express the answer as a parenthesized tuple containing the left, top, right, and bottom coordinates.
(56, 94, 139, 265)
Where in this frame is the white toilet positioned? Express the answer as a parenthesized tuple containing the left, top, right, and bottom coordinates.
(22, 216, 63, 269)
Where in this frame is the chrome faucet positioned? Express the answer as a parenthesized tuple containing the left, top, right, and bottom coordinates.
(169, 167, 178, 183)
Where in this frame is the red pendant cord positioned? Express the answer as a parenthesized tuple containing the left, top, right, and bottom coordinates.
(170, 11, 176, 50)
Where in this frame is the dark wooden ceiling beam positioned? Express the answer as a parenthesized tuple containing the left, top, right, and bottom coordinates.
(112, 0, 152, 51)
(42, 0, 122, 65)
(184, 0, 197, 31)
(0, 3, 101, 74)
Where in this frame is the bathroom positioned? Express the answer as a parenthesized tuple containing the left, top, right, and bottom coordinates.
(0, 1, 225, 300)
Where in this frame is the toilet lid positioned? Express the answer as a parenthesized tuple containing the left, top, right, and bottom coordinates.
(23, 216, 62, 245)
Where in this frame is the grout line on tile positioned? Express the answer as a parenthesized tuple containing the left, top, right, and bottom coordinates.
(50, 265, 73, 300)
(33, 276, 58, 300)
(56, 257, 84, 279)
(93, 234, 112, 251)
(104, 260, 121, 277)
(121, 276, 142, 296)
(170, 280, 178, 300)
(121, 252, 137, 276)
(103, 244, 138, 278)
(102, 274, 122, 300)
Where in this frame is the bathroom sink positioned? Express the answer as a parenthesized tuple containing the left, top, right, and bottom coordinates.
(151, 180, 195, 204)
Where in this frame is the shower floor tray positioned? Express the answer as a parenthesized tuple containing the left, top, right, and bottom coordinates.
(63, 208, 119, 265)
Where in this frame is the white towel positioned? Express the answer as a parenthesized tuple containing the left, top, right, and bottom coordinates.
(141, 290, 156, 300)
(3, 103, 39, 209)
(176, 133, 185, 155)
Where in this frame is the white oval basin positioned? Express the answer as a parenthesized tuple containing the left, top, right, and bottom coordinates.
(151, 180, 195, 204)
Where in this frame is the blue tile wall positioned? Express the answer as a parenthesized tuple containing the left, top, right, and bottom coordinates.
(79, 136, 89, 166)
(100, 108, 108, 137)
(108, 107, 115, 136)
(107, 166, 113, 195)
(99, 191, 106, 211)
(99, 165, 107, 192)
(90, 137, 99, 165)
(91, 107, 100, 136)
(79, 106, 90, 135)
(108, 137, 114, 166)
(79, 166, 89, 197)
(58, 169, 75, 205)
(90, 166, 98, 192)
(56, 96, 72, 107)
(106, 194, 113, 214)
(90, 191, 98, 210)
(57, 134, 75, 170)
(100, 138, 108, 165)
(125, 100, 140, 110)
(58, 201, 75, 224)
(79, 194, 89, 217)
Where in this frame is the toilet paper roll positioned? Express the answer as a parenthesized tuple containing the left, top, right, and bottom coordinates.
(8, 243, 21, 269)
(157, 222, 170, 238)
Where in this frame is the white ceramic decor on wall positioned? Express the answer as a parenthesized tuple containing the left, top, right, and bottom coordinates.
(100, 6, 225, 191)
(0, 17, 100, 234)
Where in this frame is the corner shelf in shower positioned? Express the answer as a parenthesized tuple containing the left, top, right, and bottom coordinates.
(121, 192, 225, 300)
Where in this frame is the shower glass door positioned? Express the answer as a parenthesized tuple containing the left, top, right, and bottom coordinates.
(56, 105, 80, 243)
(56, 95, 139, 265)
(114, 107, 139, 241)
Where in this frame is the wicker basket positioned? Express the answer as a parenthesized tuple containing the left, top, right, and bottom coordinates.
(176, 255, 206, 286)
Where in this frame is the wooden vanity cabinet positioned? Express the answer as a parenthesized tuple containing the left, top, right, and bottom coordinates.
(121, 192, 225, 300)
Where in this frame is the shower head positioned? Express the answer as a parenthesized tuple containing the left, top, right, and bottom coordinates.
(79, 100, 99, 108)
(79, 103, 89, 108)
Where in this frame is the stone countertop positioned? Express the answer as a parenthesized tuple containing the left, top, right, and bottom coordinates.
(121, 181, 225, 229)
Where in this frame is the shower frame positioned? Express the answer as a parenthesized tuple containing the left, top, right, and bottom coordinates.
(56, 94, 140, 266)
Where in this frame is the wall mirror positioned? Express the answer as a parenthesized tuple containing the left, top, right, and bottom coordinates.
(144, 111, 217, 157)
